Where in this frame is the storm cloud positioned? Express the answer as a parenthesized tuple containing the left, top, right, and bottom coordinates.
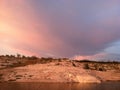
(1, 0, 120, 58)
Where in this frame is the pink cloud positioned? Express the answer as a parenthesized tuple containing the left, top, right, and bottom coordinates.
(1, 0, 120, 58)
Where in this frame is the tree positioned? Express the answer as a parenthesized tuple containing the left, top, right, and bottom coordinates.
(17, 53, 21, 58)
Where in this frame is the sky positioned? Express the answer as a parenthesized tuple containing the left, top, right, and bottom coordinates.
(0, 0, 120, 60)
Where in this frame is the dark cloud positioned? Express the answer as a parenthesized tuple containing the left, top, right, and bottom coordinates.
(35, 0, 120, 57)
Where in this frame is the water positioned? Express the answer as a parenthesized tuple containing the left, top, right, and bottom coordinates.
(0, 82, 120, 90)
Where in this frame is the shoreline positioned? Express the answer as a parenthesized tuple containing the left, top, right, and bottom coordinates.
(0, 57, 120, 83)
(0, 64, 120, 83)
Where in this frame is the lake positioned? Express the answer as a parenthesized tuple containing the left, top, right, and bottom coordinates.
(0, 82, 120, 90)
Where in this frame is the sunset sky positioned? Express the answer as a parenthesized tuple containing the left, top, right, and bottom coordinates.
(0, 0, 120, 60)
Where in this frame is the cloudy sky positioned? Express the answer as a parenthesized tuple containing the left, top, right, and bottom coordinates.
(0, 0, 120, 60)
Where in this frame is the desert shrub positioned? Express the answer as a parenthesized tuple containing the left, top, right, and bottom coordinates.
(1, 64, 6, 66)
(0, 74, 3, 77)
(72, 62, 77, 67)
(10, 55, 15, 58)
(25, 60, 37, 65)
(57, 59, 62, 62)
(55, 62, 60, 65)
(26, 56, 38, 60)
(41, 57, 53, 60)
(5, 55, 10, 57)
(0, 74, 3, 80)
(83, 63, 89, 69)
(98, 68, 104, 71)
(9, 62, 26, 68)
(0, 74, 3, 79)
(16, 77, 21, 79)
(8, 79, 16, 82)
(17, 54, 21, 58)
(16, 75, 23, 77)
(29, 75, 33, 77)
(40, 57, 54, 63)
(80, 59, 91, 62)
(22, 55, 26, 59)
(31, 56, 38, 60)
(62, 58, 69, 61)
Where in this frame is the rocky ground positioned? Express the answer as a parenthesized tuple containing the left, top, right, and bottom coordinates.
(0, 55, 120, 83)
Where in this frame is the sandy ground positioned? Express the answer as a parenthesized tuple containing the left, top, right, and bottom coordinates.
(0, 61, 120, 83)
